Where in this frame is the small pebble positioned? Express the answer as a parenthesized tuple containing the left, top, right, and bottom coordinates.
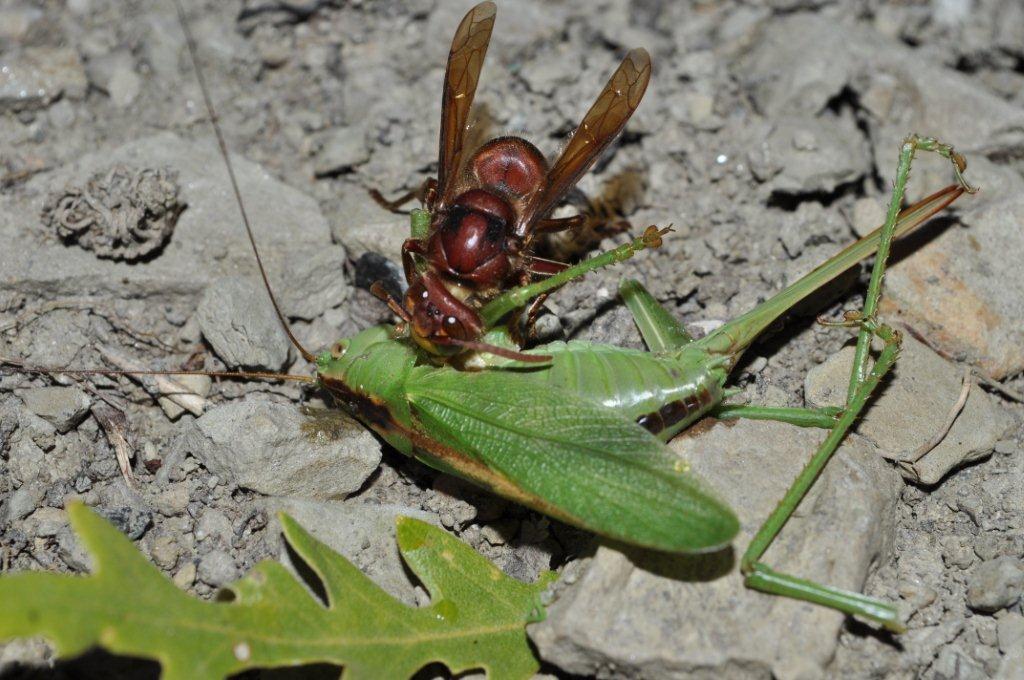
(897, 578, 938, 611)
(974, 533, 1010, 562)
(55, 525, 91, 571)
(149, 534, 180, 571)
(942, 538, 976, 571)
(976, 618, 998, 647)
(153, 485, 190, 517)
(5, 483, 45, 522)
(966, 556, 1024, 613)
(998, 613, 1024, 653)
(194, 509, 233, 546)
(17, 386, 91, 434)
(197, 549, 238, 587)
(28, 506, 65, 537)
(994, 439, 1017, 455)
(480, 524, 507, 547)
(99, 506, 153, 541)
(851, 197, 885, 237)
(745, 356, 768, 375)
(314, 125, 369, 177)
(173, 561, 196, 589)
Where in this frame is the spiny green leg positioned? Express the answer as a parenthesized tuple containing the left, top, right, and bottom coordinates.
(481, 226, 671, 327)
(713, 404, 841, 429)
(741, 322, 903, 631)
(740, 135, 974, 633)
(619, 279, 693, 351)
(847, 135, 976, 401)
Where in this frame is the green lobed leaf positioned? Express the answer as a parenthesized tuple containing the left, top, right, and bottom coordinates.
(0, 503, 555, 680)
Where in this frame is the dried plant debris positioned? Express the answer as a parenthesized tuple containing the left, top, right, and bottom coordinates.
(41, 165, 184, 261)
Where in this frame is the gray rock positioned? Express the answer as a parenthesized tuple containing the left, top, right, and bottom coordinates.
(197, 549, 239, 587)
(314, 126, 370, 177)
(0, 4, 43, 45)
(266, 497, 441, 606)
(738, 16, 1024, 381)
(183, 398, 381, 499)
(84, 51, 140, 108)
(997, 651, 1024, 680)
(0, 638, 52, 675)
(196, 275, 291, 370)
(530, 418, 899, 679)
(7, 436, 45, 485)
(4, 482, 45, 522)
(805, 335, 1014, 485)
(26, 507, 66, 537)
(737, 14, 1024, 155)
(147, 533, 181, 571)
(172, 561, 197, 589)
(194, 508, 233, 547)
(55, 524, 91, 571)
(753, 113, 870, 196)
(98, 506, 153, 541)
(997, 613, 1024, 653)
(850, 196, 887, 237)
(932, 647, 987, 680)
(0, 46, 87, 113)
(270, 243, 349, 321)
(0, 132, 332, 309)
(158, 373, 211, 420)
(332, 183, 407, 266)
(966, 557, 1024, 613)
(16, 386, 91, 434)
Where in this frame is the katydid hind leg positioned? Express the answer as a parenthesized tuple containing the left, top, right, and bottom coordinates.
(739, 136, 974, 632)
(619, 279, 694, 352)
(711, 404, 841, 429)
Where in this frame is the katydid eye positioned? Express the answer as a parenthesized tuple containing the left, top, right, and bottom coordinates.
(330, 341, 347, 359)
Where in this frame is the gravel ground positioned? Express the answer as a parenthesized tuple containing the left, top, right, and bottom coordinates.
(1, 0, 1023, 678)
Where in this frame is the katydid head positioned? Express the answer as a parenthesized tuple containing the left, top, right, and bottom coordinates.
(314, 326, 395, 379)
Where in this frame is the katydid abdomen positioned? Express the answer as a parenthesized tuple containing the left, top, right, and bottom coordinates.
(504, 341, 729, 440)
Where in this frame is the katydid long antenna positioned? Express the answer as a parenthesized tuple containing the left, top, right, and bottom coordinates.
(174, 0, 316, 364)
(0, 360, 314, 384)
(2, 6, 319, 386)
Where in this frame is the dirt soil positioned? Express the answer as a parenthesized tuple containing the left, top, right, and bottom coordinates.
(1, 0, 1023, 678)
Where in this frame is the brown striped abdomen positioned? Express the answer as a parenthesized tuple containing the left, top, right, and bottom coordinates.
(637, 383, 718, 436)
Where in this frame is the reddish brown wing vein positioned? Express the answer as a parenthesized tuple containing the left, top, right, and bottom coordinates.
(437, 2, 497, 208)
(517, 48, 651, 240)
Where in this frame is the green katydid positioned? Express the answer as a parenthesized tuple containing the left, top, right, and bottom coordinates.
(4, 1, 977, 639)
